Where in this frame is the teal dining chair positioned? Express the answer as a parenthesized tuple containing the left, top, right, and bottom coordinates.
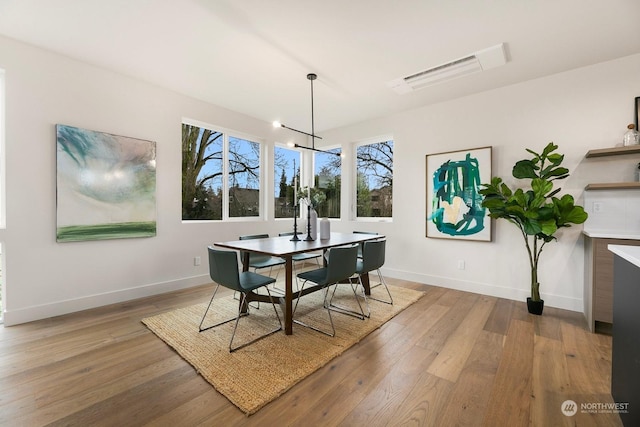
(354, 239, 392, 306)
(199, 247, 282, 352)
(239, 234, 286, 278)
(293, 245, 360, 337)
(278, 231, 321, 268)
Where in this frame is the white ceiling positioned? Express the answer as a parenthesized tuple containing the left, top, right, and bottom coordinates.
(1, 0, 639, 133)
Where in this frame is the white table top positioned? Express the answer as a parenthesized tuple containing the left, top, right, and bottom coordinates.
(583, 230, 640, 240)
(608, 244, 640, 268)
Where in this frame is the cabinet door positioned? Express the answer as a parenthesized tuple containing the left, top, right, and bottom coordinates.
(593, 238, 640, 323)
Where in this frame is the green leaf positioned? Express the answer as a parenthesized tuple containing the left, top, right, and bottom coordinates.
(500, 182, 512, 197)
(541, 166, 569, 180)
(541, 142, 558, 157)
(523, 218, 542, 235)
(547, 153, 564, 165)
(538, 218, 558, 236)
(513, 160, 538, 179)
(525, 148, 541, 158)
(512, 189, 527, 206)
(531, 178, 553, 196)
(554, 194, 588, 226)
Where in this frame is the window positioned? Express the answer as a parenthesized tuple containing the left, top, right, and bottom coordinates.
(274, 146, 300, 219)
(356, 139, 393, 218)
(228, 136, 260, 217)
(182, 120, 262, 220)
(314, 148, 341, 218)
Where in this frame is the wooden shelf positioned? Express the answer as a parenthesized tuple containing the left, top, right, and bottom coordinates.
(585, 145, 640, 158)
(585, 182, 640, 190)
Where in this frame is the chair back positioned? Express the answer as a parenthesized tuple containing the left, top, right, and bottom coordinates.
(325, 245, 358, 284)
(239, 234, 271, 265)
(353, 231, 379, 258)
(361, 239, 386, 273)
(207, 247, 242, 292)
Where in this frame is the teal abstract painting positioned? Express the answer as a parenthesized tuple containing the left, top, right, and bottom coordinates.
(56, 125, 157, 242)
(426, 146, 491, 241)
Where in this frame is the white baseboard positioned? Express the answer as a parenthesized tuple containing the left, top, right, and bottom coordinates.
(3, 267, 585, 326)
(2, 274, 211, 326)
(382, 267, 584, 313)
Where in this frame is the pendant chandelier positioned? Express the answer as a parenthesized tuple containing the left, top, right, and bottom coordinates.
(273, 73, 341, 157)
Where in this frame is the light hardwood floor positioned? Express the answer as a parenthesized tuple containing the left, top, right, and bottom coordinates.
(0, 277, 622, 426)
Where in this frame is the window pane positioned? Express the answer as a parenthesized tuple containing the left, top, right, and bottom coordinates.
(228, 136, 260, 217)
(274, 147, 300, 219)
(356, 140, 393, 218)
(181, 123, 223, 220)
(314, 148, 341, 218)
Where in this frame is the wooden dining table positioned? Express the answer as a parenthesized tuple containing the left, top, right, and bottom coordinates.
(214, 232, 384, 334)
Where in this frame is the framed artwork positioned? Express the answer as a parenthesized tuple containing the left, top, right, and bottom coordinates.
(426, 146, 492, 241)
(635, 96, 640, 131)
(56, 124, 157, 242)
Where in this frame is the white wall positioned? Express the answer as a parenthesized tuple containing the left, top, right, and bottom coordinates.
(0, 35, 308, 325)
(323, 53, 640, 313)
(1, 33, 638, 324)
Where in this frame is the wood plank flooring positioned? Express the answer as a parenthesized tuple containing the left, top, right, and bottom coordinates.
(0, 277, 622, 426)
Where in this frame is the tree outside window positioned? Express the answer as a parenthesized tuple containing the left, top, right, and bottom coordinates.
(182, 122, 261, 220)
(356, 140, 393, 218)
(228, 136, 260, 217)
(274, 146, 300, 219)
(314, 148, 341, 218)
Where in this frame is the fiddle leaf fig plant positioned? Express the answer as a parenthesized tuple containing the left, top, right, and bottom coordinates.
(479, 142, 588, 303)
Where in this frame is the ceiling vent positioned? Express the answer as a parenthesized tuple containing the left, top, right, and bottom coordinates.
(387, 43, 508, 94)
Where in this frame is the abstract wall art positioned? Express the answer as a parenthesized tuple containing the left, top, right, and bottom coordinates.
(426, 146, 492, 241)
(56, 124, 157, 242)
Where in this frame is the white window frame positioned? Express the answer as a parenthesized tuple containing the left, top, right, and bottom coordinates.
(181, 118, 265, 222)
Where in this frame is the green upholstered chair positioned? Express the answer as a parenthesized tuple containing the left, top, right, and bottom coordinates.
(293, 245, 360, 337)
(324, 230, 379, 263)
(239, 234, 286, 277)
(352, 230, 379, 258)
(355, 239, 392, 306)
(278, 231, 322, 268)
(199, 247, 282, 352)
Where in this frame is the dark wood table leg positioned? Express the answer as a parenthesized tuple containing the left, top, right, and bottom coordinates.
(240, 251, 250, 313)
(284, 256, 293, 335)
(360, 272, 371, 295)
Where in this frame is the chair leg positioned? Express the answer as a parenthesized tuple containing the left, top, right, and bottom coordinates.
(228, 289, 282, 352)
(367, 269, 393, 305)
(268, 265, 287, 295)
(199, 284, 241, 332)
(327, 276, 369, 320)
(199, 285, 282, 352)
(293, 280, 335, 337)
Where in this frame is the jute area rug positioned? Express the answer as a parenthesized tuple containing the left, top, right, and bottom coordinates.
(142, 283, 423, 415)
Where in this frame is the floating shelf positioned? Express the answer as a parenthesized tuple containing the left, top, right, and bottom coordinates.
(585, 145, 640, 158)
(585, 182, 640, 191)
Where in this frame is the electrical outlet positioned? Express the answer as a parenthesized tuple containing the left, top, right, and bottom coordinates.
(194, 256, 201, 266)
(593, 202, 603, 213)
(457, 260, 465, 270)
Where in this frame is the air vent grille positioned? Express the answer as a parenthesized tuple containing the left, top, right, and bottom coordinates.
(387, 43, 507, 94)
(403, 55, 477, 82)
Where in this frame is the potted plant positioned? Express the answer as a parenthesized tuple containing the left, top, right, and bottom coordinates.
(479, 142, 588, 315)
